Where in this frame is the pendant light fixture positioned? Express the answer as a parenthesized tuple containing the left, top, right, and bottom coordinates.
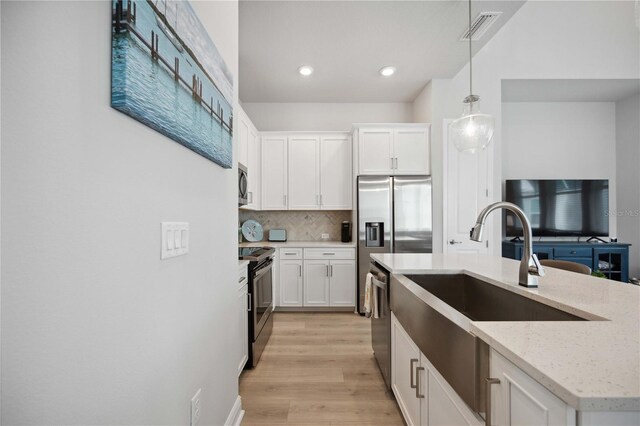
(450, 0, 495, 154)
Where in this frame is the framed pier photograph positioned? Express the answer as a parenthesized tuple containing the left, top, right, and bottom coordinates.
(111, 0, 234, 168)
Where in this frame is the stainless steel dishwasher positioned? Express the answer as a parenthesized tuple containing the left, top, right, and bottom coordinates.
(369, 261, 391, 390)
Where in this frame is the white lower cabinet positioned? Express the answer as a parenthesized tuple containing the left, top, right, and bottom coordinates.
(392, 312, 422, 426)
(303, 260, 331, 306)
(329, 260, 356, 306)
(392, 312, 583, 426)
(275, 247, 356, 309)
(279, 259, 303, 307)
(391, 312, 484, 426)
(237, 265, 249, 376)
(489, 349, 575, 426)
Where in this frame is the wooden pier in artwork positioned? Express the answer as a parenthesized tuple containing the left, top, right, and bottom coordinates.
(112, 0, 233, 134)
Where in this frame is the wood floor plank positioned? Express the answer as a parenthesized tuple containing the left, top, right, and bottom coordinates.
(287, 400, 404, 425)
(240, 312, 402, 425)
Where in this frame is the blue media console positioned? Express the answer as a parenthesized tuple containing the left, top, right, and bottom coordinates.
(502, 241, 631, 283)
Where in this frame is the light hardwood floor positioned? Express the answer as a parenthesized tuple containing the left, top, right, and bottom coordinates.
(240, 312, 404, 425)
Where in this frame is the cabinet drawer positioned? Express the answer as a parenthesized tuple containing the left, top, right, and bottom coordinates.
(304, 248, 356, 260)
(238, 265, 248, 288)
(554, 247, 591, 258)
(279, 248, 303, 259)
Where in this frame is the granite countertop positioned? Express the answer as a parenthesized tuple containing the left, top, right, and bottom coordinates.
(239, 240, 356, 248)
(371, 253, 640, 412)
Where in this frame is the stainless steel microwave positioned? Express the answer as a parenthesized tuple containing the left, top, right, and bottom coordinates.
(238, 163, 248, 206)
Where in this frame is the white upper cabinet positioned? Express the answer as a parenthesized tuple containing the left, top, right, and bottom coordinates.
(288, 135, 321, 210)
(358, 128, 394, 175)
(261, 134, 288, 210)
(394, 127, 430, 175)
(357, 125, 430, 176)
(238, 105, 260, 210)
(320, 134, 352, 210)
(257, 132, 351, 211)
(238, 116, 249, 168)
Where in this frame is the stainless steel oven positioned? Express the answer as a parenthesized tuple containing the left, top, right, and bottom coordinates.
(240, 247, 275, 368)
(238, 163, 248, 206)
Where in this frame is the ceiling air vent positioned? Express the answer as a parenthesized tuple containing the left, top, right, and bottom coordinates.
(460, 12, 502, 41)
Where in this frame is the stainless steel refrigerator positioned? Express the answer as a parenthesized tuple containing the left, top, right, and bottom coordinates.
(357, 175, 432, 313)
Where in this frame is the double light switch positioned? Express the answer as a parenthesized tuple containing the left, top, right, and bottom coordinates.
(161, 222, 189, 259)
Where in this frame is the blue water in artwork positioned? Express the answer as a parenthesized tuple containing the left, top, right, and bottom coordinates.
(111, 0, 233, 168)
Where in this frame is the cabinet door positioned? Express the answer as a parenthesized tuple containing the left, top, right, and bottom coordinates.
(358, 128, 394, 175)
(303, 260, 330, 306)
(238, 111, 249, 167)
(394, 127, 430, 175)
(391, 313, 421, 426)
(329, 260, 356, 306)
(246, 127, 260, 209)
(288, 135, 320, 210)
(423, 353, 483, 426)
(490, 349, 575, 426)
(320, 135, 352, 210)
(237, 283, 248, 375)
(261, 135, 288, 210)
(279, 260, 303, 307)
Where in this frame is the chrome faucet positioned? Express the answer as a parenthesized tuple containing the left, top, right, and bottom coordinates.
(470, 201, 544, 288)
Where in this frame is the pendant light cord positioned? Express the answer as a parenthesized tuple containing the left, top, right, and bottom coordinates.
(468, 0, 473, 97)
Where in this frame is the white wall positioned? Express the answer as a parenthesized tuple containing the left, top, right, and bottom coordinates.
(421, 0, 640, 254)
(412, 81, 433, 123)
(1, 1, 240, 424)
(242, 102, 412, 131)
(615, 93, 640, 278)
(502, 102, 618, 236)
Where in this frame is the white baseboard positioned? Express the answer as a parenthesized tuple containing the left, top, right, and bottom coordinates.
(225, 395, 244, 426)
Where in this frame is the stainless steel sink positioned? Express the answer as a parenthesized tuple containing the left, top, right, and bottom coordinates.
(406, 273, 586, 322)
(390, 273, 587, 418)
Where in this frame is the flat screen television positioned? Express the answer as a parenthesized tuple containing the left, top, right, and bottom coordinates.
(505, 179, 609, 237)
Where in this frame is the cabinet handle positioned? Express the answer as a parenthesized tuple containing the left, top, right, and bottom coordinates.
(247, 293, 252, 312)
(326, 265, 329, 277)
(284, 252, 296, 256)
(239, 276, 247, 284)
(298, 264, 302, 277)
(571, 250, 577, 255)
(485, 377, 500, 425)
(330, 265, 333, 277)
(323, 252, 335, 256)
(416, 366, 425, 398)
(410, 358, 418, 389)
(394, 158, 398, 169)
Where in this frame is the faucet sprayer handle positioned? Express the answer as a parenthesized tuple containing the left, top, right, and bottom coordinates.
(529, 254, 545, 277)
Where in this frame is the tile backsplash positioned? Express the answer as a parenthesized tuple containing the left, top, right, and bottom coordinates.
(239, 210, 352, 241)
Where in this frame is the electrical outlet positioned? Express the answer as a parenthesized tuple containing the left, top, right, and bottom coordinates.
(190, 388, 202, 426)
(321, 233, 330, 240)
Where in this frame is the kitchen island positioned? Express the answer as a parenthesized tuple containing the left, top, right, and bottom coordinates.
(372, 253, 640, 425)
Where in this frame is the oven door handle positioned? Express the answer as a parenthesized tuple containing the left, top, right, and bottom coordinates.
(253, 261, 273, 281)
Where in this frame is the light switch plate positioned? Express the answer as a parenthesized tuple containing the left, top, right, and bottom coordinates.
(161, 222, 189, 259)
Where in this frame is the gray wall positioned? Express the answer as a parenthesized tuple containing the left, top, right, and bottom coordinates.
(1, 1, 240, 424)
(615, 93, 640, 279)
(242, 102, 413, 131)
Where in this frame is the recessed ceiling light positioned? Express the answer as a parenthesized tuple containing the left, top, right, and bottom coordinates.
(379, 66, 396, 77)
(298, 65, 314, 76)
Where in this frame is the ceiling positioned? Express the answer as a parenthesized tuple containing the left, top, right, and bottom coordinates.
(239, 0, 526, 103)
(501, 79, 640, 102)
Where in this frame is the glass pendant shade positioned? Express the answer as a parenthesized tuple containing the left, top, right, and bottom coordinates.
(450, 96, 495, 154)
